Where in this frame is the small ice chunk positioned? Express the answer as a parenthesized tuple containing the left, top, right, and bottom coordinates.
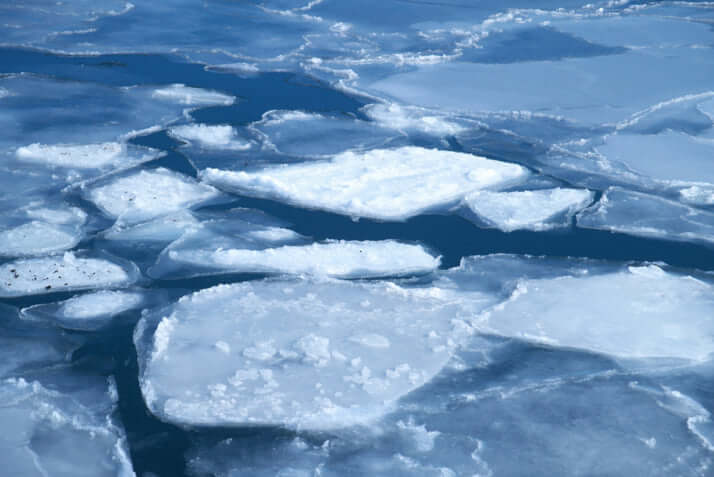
(463, 188, 593, 231)
(152, 84, 234, 106)
(169, 124, 251, 150)
(15, 142, 128, 169)
(160, 239, 440, 279)
(87, 168, 220, 224)
(135, 278, 489, 429)
(202, 146, 528, 220)
(577, 187, 714, 245)
(363, 103, 467, 136)
(0, 252, 137, 297)
(0, 222, 80, 257)
(21, 290, 143, 331)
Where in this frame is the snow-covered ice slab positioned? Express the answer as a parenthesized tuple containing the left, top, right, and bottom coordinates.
(169, 124, 251, 150)
(463, 188, 593, 232)
(156, 238, 440, 279)
(135, 278, 492, 429)
(22, 290, 144, 331)
(86, 168, 220, 225)
(203, 146, 528, 220)
(0, 377, 134, 477)
(152, 84, 234, 106)
(577, 188, 714, 245)
(0, 252, 138, 297)
(458, 255, 714, 362)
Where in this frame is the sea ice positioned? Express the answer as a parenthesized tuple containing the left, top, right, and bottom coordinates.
(202, 146, 528, 220)
(16, 142, 135, 169)
(104, 211, 202, 242)
(577, 188, 714, 246)
(151, 84, 234, 106)
(169, 124, 251, 150)
(135, 278, 492, 429)
(0, 252, 138, 297)
(86, 168, 220, 225)
(463, 188, 593, 231)
(156, 238, 440, 279)
(362, 102, 468, 136)
(22, 290, 144, 331)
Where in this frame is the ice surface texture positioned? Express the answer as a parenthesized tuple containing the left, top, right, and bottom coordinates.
(203, 146, 528, 221)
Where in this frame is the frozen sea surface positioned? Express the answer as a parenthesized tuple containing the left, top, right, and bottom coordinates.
(2, 1, 714, 476)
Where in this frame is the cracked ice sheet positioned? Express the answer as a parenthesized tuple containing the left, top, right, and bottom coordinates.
(0, 252, 138, 297)
(135, 278, 494, 429)
(463, 188, 593, 232)
(577, 187, 714, 246)
(185, 346, 714, 477)
(85, 167, 221, 225)
(202, 146, 528, 221)
(0, 305, 135, 477)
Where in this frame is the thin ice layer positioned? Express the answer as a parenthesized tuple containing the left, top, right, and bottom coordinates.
(577, 188, 714, 245)
(16, 142, 131, 169)
(151, 84, 234, 106)
(0, 377, 134, 477)
(0, 252, 137, 297)
(0, 204, 87, 257)
(169, 124, 251, 150)
(463, 188, 593, 231)
(135, 278, 491, 429)
(86, 168, 220, 224)
(460, 256, 714, 361)
(202, 146, 528, 220)
(160, 239, 440, 279)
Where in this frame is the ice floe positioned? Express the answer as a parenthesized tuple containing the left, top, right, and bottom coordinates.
(362, 103, 468, 136)
(577, 188, 714, 245)
(22, 290, 144, 331)
(203, 146, 528, 220)
(135, 278, 492, 429)
(155, 238, 439, 279)
(0, 252, 138, 297)
(151, 84, 234, 106)
(86, 168, 220, 225)
(463, 188, 593, 231)
(0, 204, 87, 258)
(104, 211, 201, 242)
(169, 124, 251, 150)
(16, 142, 133, 169)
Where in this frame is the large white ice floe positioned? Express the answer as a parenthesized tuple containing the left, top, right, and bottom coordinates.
(86, 167, 220, 225)
(202, 146, 529, 220)
(452, 255, 714, 362)
(21, 290, 144, 331)
(0, 252, 138, 297)
(135, 278, 493, 429)
(156, 238, 439, 279)
(463, 187, 593, 231)
(0, 204, 87, 257)
(151, 84, 235, 106)
(169, 124, 251, 150)
(577, 187, 714, 245)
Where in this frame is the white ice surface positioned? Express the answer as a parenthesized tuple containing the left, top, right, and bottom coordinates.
(596, 131, 714, 185)
(162, 239, 440, 278)
(104, 211, 201, 242)
(362, 103, 468, 136)
(0, 252, 137, 297)
(87, 168, 220, 224)
(60, 290, 143, 320)
(577, 188, 714, 245)
(0, 205, 87, 258)
(151, 84, 234, 106)
(463, 188, 593, 231)
(136, 278, 492, 429)
(203, 146, 528, 220)
(16, 142, 130, 169)
(169, 124, 251, 150)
